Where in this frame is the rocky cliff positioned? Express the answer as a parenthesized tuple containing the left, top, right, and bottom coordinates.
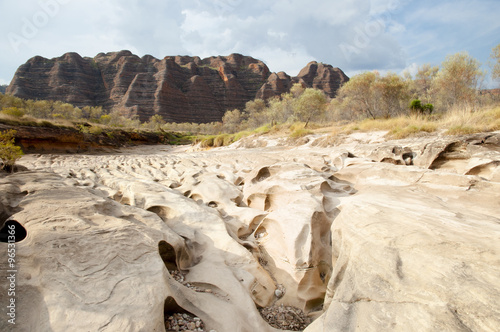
(256, 62, 349, 100)
(7, 51, 348, 122)
(0, 85, 7, 94)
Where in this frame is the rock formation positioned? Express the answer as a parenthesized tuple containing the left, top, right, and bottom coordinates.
(1, 130, 498, 331)
(6, 52, 348, 122)
(0, 85, 7, 94)
(255, 62, 349, 100)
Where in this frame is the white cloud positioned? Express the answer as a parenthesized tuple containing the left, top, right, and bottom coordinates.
(401, 62, 419, 77)
(0, 0, 498, 85)
(251, 46, 316, 76)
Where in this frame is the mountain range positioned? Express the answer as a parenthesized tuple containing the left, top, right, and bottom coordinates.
(6, 51, 349, 123)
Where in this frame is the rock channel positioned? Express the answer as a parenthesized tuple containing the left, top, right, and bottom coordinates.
(0, 131, 499, 331)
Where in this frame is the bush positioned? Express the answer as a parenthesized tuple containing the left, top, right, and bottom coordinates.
(0, 130, 24, 172)
(409, 99, 423, 112)
(1, 107, 25, 118)
(213, 135, 226, 147)
(410, 99, 434, 115)
(199, 136, 215, 148)
(89, 126, 104, 135)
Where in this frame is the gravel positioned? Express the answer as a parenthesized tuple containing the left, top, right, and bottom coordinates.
(165, 312, 212, 332)
(169, 270, 310, 331)
(170, 270, 213, 293)
(259, 304, 312, 331)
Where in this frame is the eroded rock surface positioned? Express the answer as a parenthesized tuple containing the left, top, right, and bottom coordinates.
(0, 131, 499, 331)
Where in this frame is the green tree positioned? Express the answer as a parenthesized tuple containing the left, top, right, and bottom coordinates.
(432, 52, 485, 108)
(293, 88, 327, 127)
(0, 130, 24, 172)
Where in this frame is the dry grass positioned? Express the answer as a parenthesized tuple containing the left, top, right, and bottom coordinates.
(289, 128, 314, 138)
(0, 113, 75, 128)
(441, 105, 500, 135)
(333, 104, 500, 139)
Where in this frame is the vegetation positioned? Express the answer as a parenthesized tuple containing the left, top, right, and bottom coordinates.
(491, 43, 500, 81)
(409, 99, 433, 115)
(431, 52, 485, 108)
(1, 48, 500, 151)
(0, 130, 24, 172)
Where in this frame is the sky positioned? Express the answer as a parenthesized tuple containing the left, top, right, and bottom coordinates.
(1, 0, 499, 87)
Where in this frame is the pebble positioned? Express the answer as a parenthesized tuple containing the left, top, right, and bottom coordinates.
(165, 312, 207, 332)
(274, 284, 286, 298)
(259, 304, 312, 331)
(169, 270, 214, 293)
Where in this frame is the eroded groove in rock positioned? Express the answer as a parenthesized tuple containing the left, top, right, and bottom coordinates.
(159, 240, 178, 271)
(6, 133, 499, 332)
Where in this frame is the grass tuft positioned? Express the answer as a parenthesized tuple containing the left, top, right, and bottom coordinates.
(290, 128, 313, 138)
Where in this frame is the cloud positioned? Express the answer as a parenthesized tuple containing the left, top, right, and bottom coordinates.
(0, 0, 498, 86)
(178, 0, 410, 74)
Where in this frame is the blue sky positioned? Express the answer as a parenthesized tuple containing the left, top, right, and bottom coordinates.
(1, 0, 499, 87)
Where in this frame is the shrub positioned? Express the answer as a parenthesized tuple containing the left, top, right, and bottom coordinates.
(199, 136, 215, 148)
(1, 107, 25, 118)
(410, 99, 433, 115)
(409, 99, 423, 112)
(0, 130, 24, 172)
(423, 103, 434, 114)
(88, 126, 103, 135)
(213, 135, 226, 147)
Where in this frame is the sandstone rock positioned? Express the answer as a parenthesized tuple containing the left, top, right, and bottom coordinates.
(6, 52, 271, 123)
(6, 52, 349, 123)
(1, 131, 498, 331)
(296, 61, 349, 98)
(255, 72, 294, 100)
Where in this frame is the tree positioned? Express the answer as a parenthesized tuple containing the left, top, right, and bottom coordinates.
(1, 107, 25, 118)
(293, 88, 327, 127)
(0, 130, 24, 172)
(491, 43, 500, 81)
(245, 99, 266, 115)
(432, 52, 485, 108)
(267, 93, 295, 125)
(245, 98, 269, 129)
(145, 114, 165, 131)
(222, 109, 244, 133)
(32, 100, 52, 118)
(411, 64, 439, 103)
(290, 83, 305, 98)
(373, 72, 410, 117)
(336, 71, 379, 119)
